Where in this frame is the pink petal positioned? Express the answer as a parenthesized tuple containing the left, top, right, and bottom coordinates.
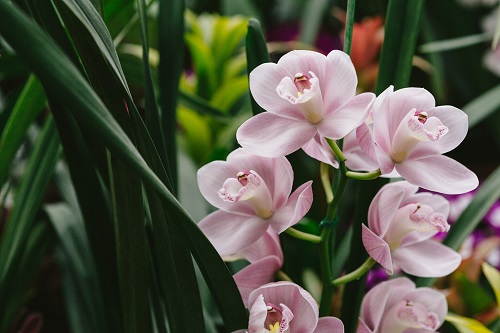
(395, 155, 478, 194)
(373, 144, 396, 175)
(249, 62, 305, 121)
(392, 239, 462, 277)
(237, 113, 317, 157)
(277, 50, 328, 93)
(198, 210, 269, 257)
(356, 319, 374, 333)
(314, 317, 344, 333)
(247, 282, 319, 333)
(301, 134, 339, 168)
(356, 123, 377, 163)
(401, 191, 450, 217)
(323, 50, 358, 114)
(360, 278, 415, 332)
(368, 183, 409, 236)
(318, 93, 374, 140)
(387, 88, 436, 124)
(248, 294, 268, 332)
(240, 227, 284, 264)
(404, 288, 447, 323)
(234, 256, 283, 307)
(371, 86, 395, 154)
(268, 181, 313, 233)
(344, 131, 379, 172)
(361, 225, 393, 274)
(409, 105, 469, 158)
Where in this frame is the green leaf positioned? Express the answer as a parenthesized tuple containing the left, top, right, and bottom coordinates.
(299, 0, 329, 46)
(375, 0, 425, 93)
(245, 18, 270, 116)
(483, 262, 500, 310)
(210, 75, 249, 112)
(462, 84, 500, 129)
(45, 203, 109, 333)
(178, 89, 228, 119)
(416, 164, 500, 288)
(446, 312, 493, 333)
(419, 32, 491, 54)
(0, 75, 45, 189)
(0, 117, 61, 331)
(185, 32, 217, 99)
(158, 0, 185, 195)
(0, 3, 248, 330)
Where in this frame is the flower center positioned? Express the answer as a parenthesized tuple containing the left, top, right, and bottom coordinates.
(263, 303, 293, 333)
(391, 109, 449, 163)
(218, 170, 274, 218)
(385, 203, 449, 250)
(276, 71, 324, 124)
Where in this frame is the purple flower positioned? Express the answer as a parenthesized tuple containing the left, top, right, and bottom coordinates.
(236, 50, 375, 166)
(197, 148, 313, 257)
(347, 86, 478, 194)
(358, 277, 447, 333)
(362, 181, 462, 277)
(233, 281, 344, 333)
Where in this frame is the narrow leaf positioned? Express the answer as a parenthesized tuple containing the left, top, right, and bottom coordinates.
(245, 18, 270, 115)
(483, 262, 500, 309)
(446, 312, 493, 333)
(462, 84, 500, 128)
(299, 0, 329, 46)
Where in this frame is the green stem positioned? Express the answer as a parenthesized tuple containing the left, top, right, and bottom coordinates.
(326, 138, 346, 163)
(276, 270, 293, 282)
(285, 227, 321, 244)
(343, 0, 356, 55)
(346, 169, 381, 181)
(320, 163, 333, 203)
(332, 257, 376, 286)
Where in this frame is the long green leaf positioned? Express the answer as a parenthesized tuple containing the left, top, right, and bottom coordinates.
(0, 75, 45, 188)
(375, 0, 425, 93)
(245, 18, 270, 116)
(416, 164, 500, 288)
(299, 0, 329, 46)
(0, 3, 248, 330)
(159, 0, 184, 195)
(0, 117, 61, 331)
(462, 84, 500, 129)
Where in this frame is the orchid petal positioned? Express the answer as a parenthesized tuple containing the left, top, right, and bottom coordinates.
(249, 62, 305, 121)
(344, 128, 379, 172)
(198, 210, 269, 257)
(318, 93, 374, 140)
(268, 181, 313, 234)
(373, 144, 396, 175)
(392, 240, 462, 277)
(323, 50, 358, 113)
(356, 122, 377, 163)
(237, 112, 317, 157)
(277, 50, 328, 92)
(314, 317, 344, 333)
(362, 225, 393, 274)
(356, 319, 374, 333)
(240, 227, 283, 264)
(368, 183, 409, 236)
(248, 294, 268, 333)
(386, 88, 436, 124)
(404, 288, 448, 322)
(234, 256, 283, 307)
(395, 155, 478, 194)
(301, 134, 339, 168)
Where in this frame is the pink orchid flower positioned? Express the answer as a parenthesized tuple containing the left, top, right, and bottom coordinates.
(362, 181, 462, 277)
(348, 85, 478, 194)
(197, 148, 313, 257)
(233, 227, 284, 305)
(233, 281, 344, 333)
(236, 50, 375, 165)
(358, 277, 447, 333)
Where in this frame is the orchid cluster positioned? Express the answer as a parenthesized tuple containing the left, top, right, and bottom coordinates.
(197, 49, 479, 332)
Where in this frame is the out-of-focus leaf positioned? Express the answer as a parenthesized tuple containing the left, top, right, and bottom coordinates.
(416, 164, 500, 288)
(0, 4, 248, 330)
(375, 0, 425, 93)
(210, 76, 249, 112)
(0, 75, 45, 188)
(178, 90, 227, 119)
(45, 203, 108, 333)
(0, 53, 29, 80)
(0, 117, 60, 332)
(483, 262, 500, 309)
(462, 84, 500, 129)
(493, 8, 500, 50)
(456, 273, 495, 315)
(185, 33, 217, 99)
(222, 0, 260, 21)
(245, 19, 270, 115)
(299, 0, 329, 46)
(446, 312, 493, 333)
(178, 107, 212, 164)
(419, 32, 491, 54)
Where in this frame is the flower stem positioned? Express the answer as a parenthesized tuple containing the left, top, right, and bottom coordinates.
(343, 0, 357, 55)
(332, 257, 376, 286)
(285, 227, 321, 244)
(320, 163, 333, 203)
(326, 138, 346, 163)
(346, 169, 382, 180)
